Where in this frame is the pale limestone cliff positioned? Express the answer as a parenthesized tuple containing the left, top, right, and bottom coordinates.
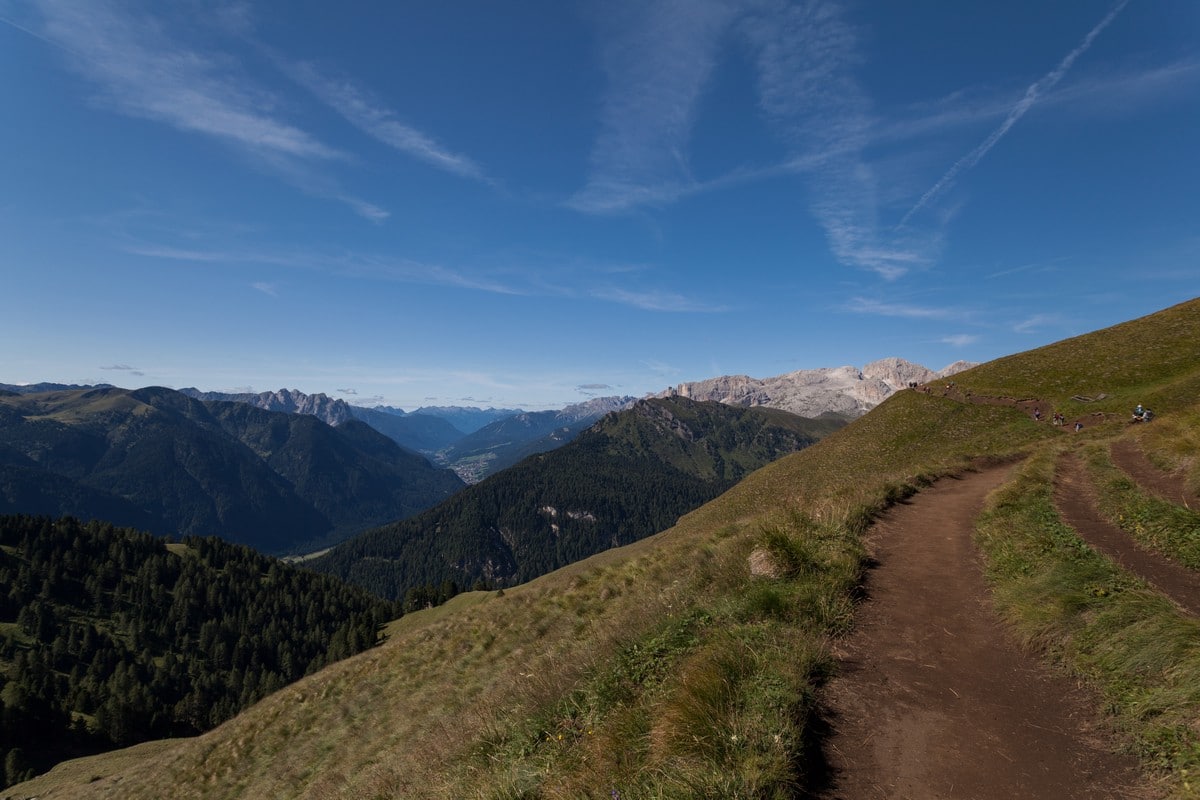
(657, 358, 974, 418)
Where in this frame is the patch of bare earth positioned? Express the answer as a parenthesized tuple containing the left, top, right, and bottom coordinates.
(818, 466, 1146, 800)
(1110, 437, 1198, 508)
(1055, 451, 1200, 615)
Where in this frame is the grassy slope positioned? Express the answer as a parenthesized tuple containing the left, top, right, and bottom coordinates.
(12, 297, 1200, 799)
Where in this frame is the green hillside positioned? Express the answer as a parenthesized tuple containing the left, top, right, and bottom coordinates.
(310, 396, 843, 602)
(9, 298, 1200, 799)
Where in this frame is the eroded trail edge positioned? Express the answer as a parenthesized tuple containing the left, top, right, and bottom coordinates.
(819, 465, 1142, 800)
(1055, 451, 1200, 616)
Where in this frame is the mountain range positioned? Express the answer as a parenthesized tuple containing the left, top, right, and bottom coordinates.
(0, 358, 969, 556)
(175, 357, 968, 481)
(175, 387, 630, 482)
(435, 395, 637, 482)
(0, 387, 464, 554)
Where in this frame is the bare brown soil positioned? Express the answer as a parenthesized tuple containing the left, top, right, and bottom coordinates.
(1055, 451, 1200, 615)
(819, 466, 1146, 800)
(1110, 437, 1198, 508)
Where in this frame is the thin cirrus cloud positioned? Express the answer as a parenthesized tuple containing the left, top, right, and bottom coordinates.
(940, 334, 979, 348)
(877, 55, 1200, 149)
(282, 59, 488, 182)
(898, 0, 1130, 227)
(737, 0, 939, 279)
(571, 0, 932, 280)
(844, 296, 968, 322)
(591, 287, 727, 313)
(99, 363, 144, 376)
(1013, 313, 1066, 334)
(571, 1, 1163, 285)
(125, 242, 525, 296)
(125, 241, 719, 312)
(30, 0, 385, 221)
(567, 0, 739, 213)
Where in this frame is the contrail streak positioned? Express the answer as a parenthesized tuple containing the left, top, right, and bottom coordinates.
(897, 0, 1130, 228)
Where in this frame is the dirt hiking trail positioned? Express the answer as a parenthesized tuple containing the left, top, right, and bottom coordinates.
(1110, 438, 1199, 508)
(819, 465, 1146, 800)
(1056, 451, 1200, 616)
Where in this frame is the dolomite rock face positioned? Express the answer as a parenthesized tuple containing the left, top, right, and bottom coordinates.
(180, 387, 355, 425)
(657, 358, 975, 419)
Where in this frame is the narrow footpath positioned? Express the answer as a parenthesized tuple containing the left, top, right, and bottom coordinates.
(819, 466, 1145, 800)
(1055, 450, 1200, 616)
(1109, 438, 1198, 508)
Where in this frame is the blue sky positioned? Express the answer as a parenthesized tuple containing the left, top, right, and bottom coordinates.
(1, 0, 1197, 410)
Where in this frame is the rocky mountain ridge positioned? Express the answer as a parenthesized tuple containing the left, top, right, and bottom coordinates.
(180, 387, 356, 425)
(657, 357, 976, 418)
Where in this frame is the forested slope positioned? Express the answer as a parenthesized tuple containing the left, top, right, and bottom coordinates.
(312, 397, 843, 602)
(0, 515, 394, 788)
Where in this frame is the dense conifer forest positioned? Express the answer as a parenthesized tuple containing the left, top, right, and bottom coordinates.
(0, 515, 396, 788)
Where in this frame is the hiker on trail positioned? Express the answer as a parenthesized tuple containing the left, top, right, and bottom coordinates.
(1075, 421, 1083, 432)
(1033, 408, 1041, 421)
(1132, 404, 1148, 422)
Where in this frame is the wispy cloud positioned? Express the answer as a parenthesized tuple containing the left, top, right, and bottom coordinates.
(898, 0, 1130, 226)
(844, 296, 968, 321)
(591, 287, 726, 313)
(741, 0, 940, 279)
(567, 1, 1164, 285)
(281, 59, 488, 182)
(640, 359, 683, 378)
(577, 383, 613, 397)
(251, 281, 278, 297)
(126, 238, 720, 312)
(126, 242, 521, 295)
(31, 0, 385, 221)
(1013, 313, 1066, 334)
(879, 56, 1200, 149)
(940, 334, 979, 347)
(99, 363, 144, 376)
(985, 255, 1073, 280)
(38, 1, 339, 158)
(568, 0, 739, 213)
(572, 0, 932, 278)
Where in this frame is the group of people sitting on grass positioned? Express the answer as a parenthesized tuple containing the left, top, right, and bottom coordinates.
(1132, 404, 1154, 423)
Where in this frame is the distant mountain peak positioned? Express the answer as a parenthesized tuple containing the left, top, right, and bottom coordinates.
(179, 387, 355, 425)
(555, 395, 638, 422)
(656, 357, 976, 418)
